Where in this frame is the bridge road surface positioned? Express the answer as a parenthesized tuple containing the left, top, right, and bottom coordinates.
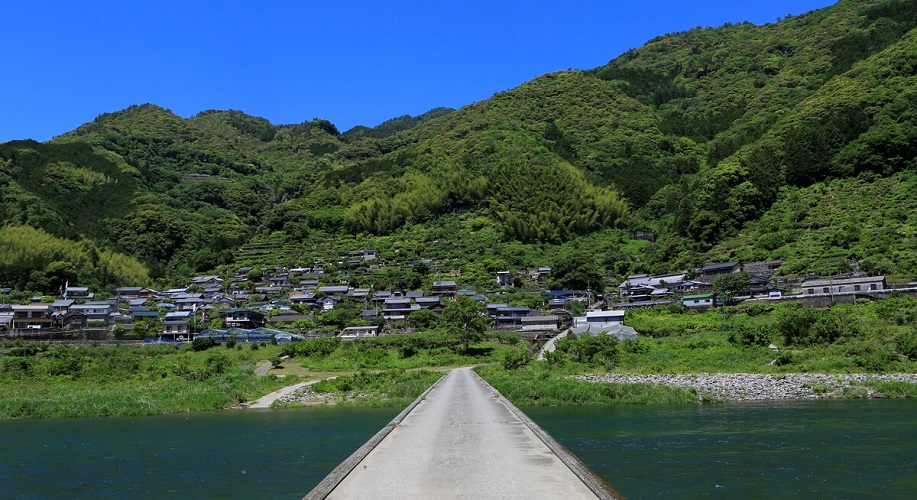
(312, 367, 619, 499)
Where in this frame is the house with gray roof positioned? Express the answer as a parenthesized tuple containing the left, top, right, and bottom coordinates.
(796, 276, 887, 296)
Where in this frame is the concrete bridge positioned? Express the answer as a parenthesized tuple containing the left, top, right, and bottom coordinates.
(305, 367, 621, 499)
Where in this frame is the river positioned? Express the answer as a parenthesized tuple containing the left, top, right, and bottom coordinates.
(2, 400, 914, 498)
(524, 399, 917, 498)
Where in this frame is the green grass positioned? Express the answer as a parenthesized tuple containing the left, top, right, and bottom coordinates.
(281, 332, 521, 372)
(0, 342, 298, 419)
(865, 380, 917, 399)
(474, 364, 698, 406)
(615, 300, 917, 374)
(303, 369, 445, 408)
(0, 333, 521, 418)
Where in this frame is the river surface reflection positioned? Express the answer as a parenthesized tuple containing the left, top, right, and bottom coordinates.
(2, 400, 915, 498)
(524, 399, 917, 498)
(1, 407, 396, 498)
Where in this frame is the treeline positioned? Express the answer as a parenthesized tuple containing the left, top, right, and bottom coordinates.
(0, 225, 149, 291)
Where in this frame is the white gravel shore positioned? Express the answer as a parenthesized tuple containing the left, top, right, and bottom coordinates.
(575, 373, 917, 401)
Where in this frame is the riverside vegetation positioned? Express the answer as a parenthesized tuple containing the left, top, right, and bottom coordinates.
(477, 295, 917, 406)
(0, 331, 519, 419)
(5, 296, 917, 418)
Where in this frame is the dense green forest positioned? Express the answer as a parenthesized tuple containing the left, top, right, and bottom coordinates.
(2, 0, 916, 291)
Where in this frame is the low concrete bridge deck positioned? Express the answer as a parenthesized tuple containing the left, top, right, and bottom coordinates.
(306, 367, 620, 499)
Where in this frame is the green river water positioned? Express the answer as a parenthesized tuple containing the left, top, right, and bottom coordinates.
(2, 400, 914, 498)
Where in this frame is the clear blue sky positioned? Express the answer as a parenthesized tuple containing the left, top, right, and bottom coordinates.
(1, 1, 837, 142)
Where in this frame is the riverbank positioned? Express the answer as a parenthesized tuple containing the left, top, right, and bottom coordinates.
(272, 370, 445, 408)
(575, 373, 917, 401)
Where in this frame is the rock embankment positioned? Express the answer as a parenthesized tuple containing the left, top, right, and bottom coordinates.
(575, 373, 917, 401)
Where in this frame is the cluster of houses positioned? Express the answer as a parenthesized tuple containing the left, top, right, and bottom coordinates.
(613, 260, 892, 311)
(0, 251, 904, 341)
(0, 260, 588, 341)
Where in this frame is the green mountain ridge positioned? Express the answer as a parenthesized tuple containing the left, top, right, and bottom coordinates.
(2, 0, 916, 292)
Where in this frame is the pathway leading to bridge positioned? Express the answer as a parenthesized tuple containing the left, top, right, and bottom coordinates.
(306, 367, 620, 499)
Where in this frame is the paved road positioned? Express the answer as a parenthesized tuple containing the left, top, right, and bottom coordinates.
(537, 330, 570, 360)
(321, 367, 612, 499)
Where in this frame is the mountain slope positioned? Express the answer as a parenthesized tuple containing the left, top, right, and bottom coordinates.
(3, 0, 917, 291)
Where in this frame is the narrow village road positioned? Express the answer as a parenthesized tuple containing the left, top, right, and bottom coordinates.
(320, 367, 613, 499)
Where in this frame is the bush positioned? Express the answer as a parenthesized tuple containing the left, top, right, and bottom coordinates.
(853, 349, 895, 372)
(502, 346, 530, 370)
(298, 336, 341, 358)
(778, 305, 849, 346)
(555, 333, 619, 368)
(399, 344, 417, 358)
(192, 337, 216, 351)
(777, 305, 819, 346)
(622, 338, 652, 354)
(205, 352, 229, 375)
(543, 349, 565, 366)
(895, 329, 917, 360)
(728, 325, 771, 346)
(774, 350, 794, 366)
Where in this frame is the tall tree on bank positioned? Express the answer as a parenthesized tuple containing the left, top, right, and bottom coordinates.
(443, 296, 489, 353)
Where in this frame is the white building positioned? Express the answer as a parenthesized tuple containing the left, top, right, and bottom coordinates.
(585, 310, 626, 328)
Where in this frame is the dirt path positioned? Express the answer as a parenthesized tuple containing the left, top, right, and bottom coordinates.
(244, 379, 322, 409)
(254, 360, 273, 377)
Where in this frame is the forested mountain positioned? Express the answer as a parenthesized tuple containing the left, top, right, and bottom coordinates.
(2, 0, 916, 292)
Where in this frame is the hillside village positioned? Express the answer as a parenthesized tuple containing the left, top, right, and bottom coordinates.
(2, 246, 912, 343)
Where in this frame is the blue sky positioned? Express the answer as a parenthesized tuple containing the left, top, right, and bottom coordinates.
(1, 1, 837, 142)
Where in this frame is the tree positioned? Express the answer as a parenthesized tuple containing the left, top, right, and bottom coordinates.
(549, 249, 605, 293)
(247, 268, 263, 282)
(407, 309, 440, 330)
(442, 296, 489, 353)
(711, 272, 748, 311)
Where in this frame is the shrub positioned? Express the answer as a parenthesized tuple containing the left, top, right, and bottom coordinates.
(205, 352, 229, 375)
(399, 344, 417, 358)
(728, 325, 771, 346)
(192, 337, 216, 351)
(895, 329, 917, 360)
(622, 337, 652, 354)
(778, 305, 850, 346)
(854, 349, 895, 372)
(555, 333, 619, 368)
(502, 346, 530, 370)
(298, 336, 341, 358)
(774, 350, 794, 366)
(777, 305, 820, 346)
(543, 349, 565, 366)
(2, 357, 33, 376)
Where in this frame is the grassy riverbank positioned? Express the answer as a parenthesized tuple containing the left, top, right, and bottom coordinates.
(0, 332, 518, 418)
(474, 298, 917, 406)
(618, 298, 917, 374)
(303, 369, 445, 408)
(475, 364, 699, 405)
(0, 341, 299, 419)
(268, 332, 519, 409)
(5, 297, 917, 418)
